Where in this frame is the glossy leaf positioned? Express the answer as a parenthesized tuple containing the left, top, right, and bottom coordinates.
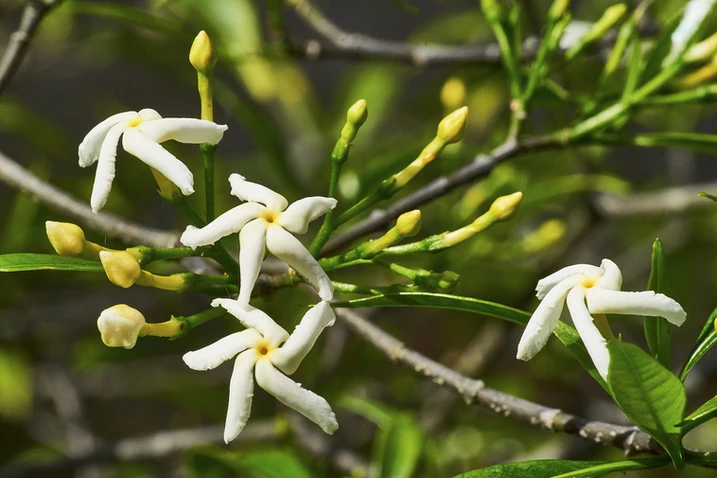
(0, 254, 104, 273)
(454, 456, 669, 478)
(679, 394, 717, 432)
(678, 306, 717, 381)
(607, 342, 686, 469)
(644, 238, 672, 368)
(333, 292, 607, 388)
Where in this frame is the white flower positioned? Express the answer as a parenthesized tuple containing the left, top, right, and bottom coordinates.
(516, 259, 686, 380)
(183, 299, 338, 443)
(97, 304, 146, 349)
(180, 173, 337, 304)
(78, 108, 228, 213)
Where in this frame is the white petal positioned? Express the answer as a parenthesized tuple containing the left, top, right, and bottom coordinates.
(137, 108, 162, 122)
(277, 197, 338, 235)
(517, 274, 585, 361)
(228, 173, 288, 211)
(535, 264, 601, 300)
(212, 300, 290, 346)
(137, 118, 228, 145)
(179, 203, 265, 249)
(78, 111, 137, 167)
(271, 302, 335, 375)
(89, 122, 127, 213)
(266, 225, 333, 301)
(182, 329, 262, 371)
(595, 259, 622, 291)
(567, 286, 610, 381)
(585, 288, 687, 326)
(224, 350, 257, 443)
(238, 219, 267, 305)
(255, 359, 338, 434)
(121, 128, 194, 196)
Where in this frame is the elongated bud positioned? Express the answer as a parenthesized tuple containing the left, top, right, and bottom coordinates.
(347, 99, 368, 128)
(359, 210, 423, 258)
(97, 305, 146, 349)
(150, 167, 182, 203)
(685, 32, 717, 63)
(440, 78, 467, 111)
(46, 221, 86, 256)
(395, 210, 422, 237)
(548, 0, 570, 20)
(100, 251, 141, 288)
(488, 192, 523, 222)
(437, 106, 468, 144)
(189, 30, 217, 74)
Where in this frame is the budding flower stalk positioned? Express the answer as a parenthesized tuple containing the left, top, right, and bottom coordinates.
(488, 191, 523, 222)
(359, 210, 422, 258)
(97, 305, 147, 349)
(99, 251, 192, 291)
(189, 30, 218, 74)
(45, 221, 110, 259)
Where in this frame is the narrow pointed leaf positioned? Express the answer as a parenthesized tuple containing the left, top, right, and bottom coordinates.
(607, 342, 686, 469)
(678, 306, 717, 381)
(643, 238, 672, 367)
(374, 414, 425, 478)
(678, 394, 717, 432)
(0, 254, 104, 273)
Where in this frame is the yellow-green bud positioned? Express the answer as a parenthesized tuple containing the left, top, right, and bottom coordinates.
(97, 304, 146, 349)
(548, 0, 570, 20)
(45, 221, 85, 256)
(488, 191, 523, 222)
(440, 78, 467, 111)
(480, 0, 502, 20)
(395, 210, 422, 237)
(100, 251, 142, 288)
(150, 167, 182, 203)
(437, 106, 468, 144)
(686, 32, 717, 63)
(347, 99, 368, 127)
(590, 4, 628, 40)
(189, 30, 217, 73)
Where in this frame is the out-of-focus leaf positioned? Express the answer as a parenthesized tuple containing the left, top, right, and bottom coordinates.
(0, 254, 104, 272)
(600, 132, 717, 156)
(184, 447, 313, 478)
(59, 1, 185, 38)
(639, 16, 680, 85)
(333, 292, 606, 388)
(0, 100, 69, 157)
(454, 456, 669, 477)
(339, 395, 393, 426)
(374, 414, 424, 478)
(663, 0, 717, 66)
(621, 34, 642, 104)
(644, 238, 672, 368)
(678, 306, 717, 381)
(607, 342, 685, 469)
(698, 191, 717, 202)
(522, 174, 630, 208)
(0, 349, 33, 421)
(0, 162, 47, 253)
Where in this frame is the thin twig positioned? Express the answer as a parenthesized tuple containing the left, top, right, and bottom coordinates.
(0, 150, 179, 247)
(0, 0, 64, 95)
(335, 308, 658, 455)
(592, 181, 717, 217)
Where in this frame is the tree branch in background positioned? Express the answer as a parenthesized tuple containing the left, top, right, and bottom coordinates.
(335, 308, 658, 455)
(0, 0, 65, 95)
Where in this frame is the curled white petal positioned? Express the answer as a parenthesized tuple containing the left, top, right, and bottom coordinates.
(271, 302, 336, 375)
(238, 219, 268, 305)
(228, 173, 288, 211)
(567, 286, 610, 381)
(212, 300, 290, 347)
(137, 108, 162, 122)
(182, 329, 262, 371)
(137, 118, 228, 145)
(668, 0, 717, 64)
(121, 129, 195, 196)
(179, 203, 265, 249)
(78, 111, 137, 167)
(224, 350, 257, 443)
(266, 225, 333, 301)
(595, 259, 622, 291)
(255, 359, 338, 434)
(277, 197, 338, 235)
(585, 288, 687, 326)
(535, 264, 601, 300)
(517, 274, 585, 361)
(90, 122, 127, 213)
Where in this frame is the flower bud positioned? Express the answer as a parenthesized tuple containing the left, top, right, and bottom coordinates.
(97, 304, 146, 349)
(685, 32, 717, 63)
(189, 30, 218, 73)
(100, 251, 141, 288)
(395, 210, 422, 238)
(437, 106, 468, 144)
(347, 99, 368, 127)
(45, 221, 85, 256)
(548, 0, 570, 21)
(150, 167, 183, 203)
(440, 78, 466, 111)
(488, 192, 523, 222)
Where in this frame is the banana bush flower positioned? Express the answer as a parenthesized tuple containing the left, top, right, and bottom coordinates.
(180, 173, 337, 304)
(78, 108, 228, 212)
(516, 259, 686, 380)
(183, 299, 338, 443)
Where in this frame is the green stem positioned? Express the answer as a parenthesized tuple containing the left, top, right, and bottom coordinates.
(175, 307, 228, 337)
(201, 143, 217, 222)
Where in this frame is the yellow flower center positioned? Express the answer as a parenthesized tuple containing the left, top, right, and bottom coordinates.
(261, 210, 280, 224)
(127, 116, 144, 128)
(581, 277, 597, 289)
(255, 341, 275, 358)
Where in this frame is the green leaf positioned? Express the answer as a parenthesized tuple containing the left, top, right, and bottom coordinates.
(602, 132, 717, 156)
(679, 394, 717, 432)
(639, 15, 679, 85)
(454, 456, 670, 478)
(607, 342, 686, 469)
(0, 349, 33, 421)
(0, 254, 104, 273)
(339, 395, 393, 426)
(59, 1, 185, 38)
(374, 414, 425, 478)
(678, 306, 717, 381)
(333, 292, 607, 388)
(643, 238, 672, 368)
(620, 33, 642, 107)
(698, 191, 717, 202)
(184, 447, 313, 478)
